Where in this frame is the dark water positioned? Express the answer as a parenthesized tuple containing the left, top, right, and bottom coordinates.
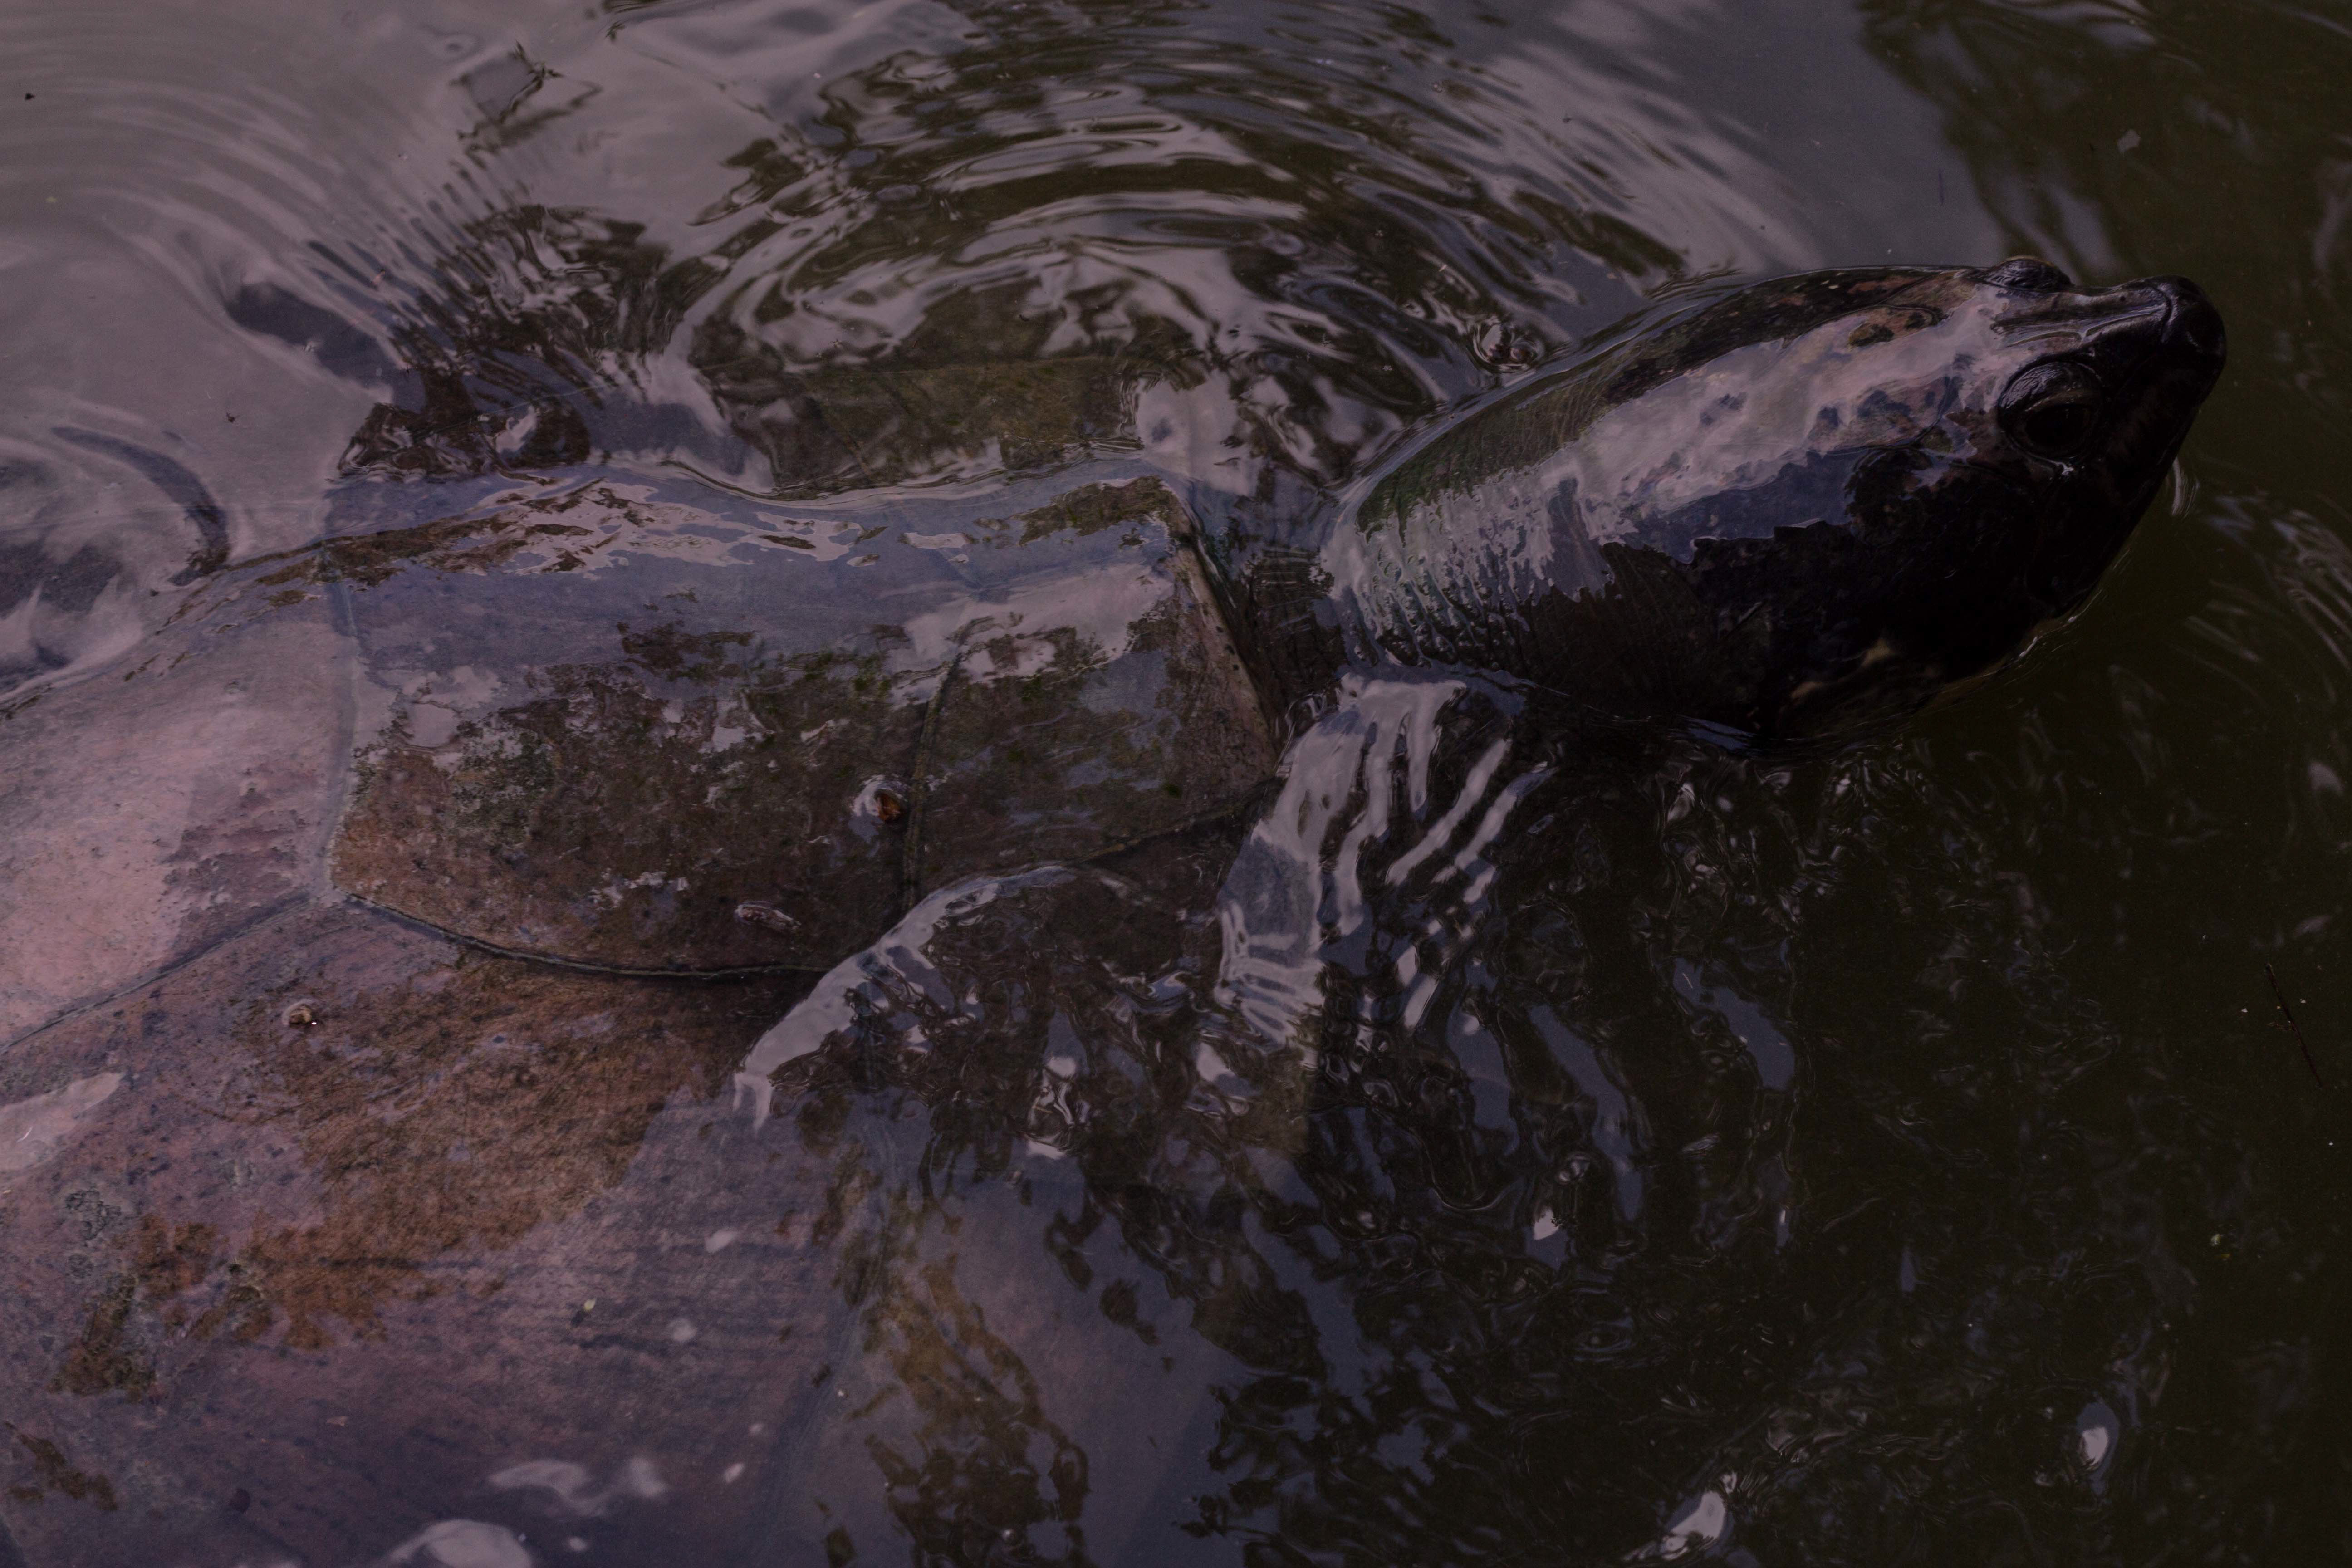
(2, 1, 2348, 1563)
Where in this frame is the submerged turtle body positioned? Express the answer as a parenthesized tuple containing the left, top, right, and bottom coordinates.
(0, 262, 2221, 1563)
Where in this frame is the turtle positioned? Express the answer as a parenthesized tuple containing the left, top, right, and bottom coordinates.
(0, 259, 2221, 1566)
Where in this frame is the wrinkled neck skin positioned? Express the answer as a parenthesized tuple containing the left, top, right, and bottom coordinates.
(1308, 265, 2220, 744)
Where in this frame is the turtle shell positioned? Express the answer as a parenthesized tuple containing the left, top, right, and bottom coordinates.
(3, 446, 1275, 1032)
(302, 465, 1274, 975)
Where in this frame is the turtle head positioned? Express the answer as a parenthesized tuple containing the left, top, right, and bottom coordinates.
(1323, 260, 2222, 742)
(1532, 260, 2226, 740)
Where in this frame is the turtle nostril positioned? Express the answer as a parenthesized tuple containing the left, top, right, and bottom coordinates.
(1984, 256, 2075, 293)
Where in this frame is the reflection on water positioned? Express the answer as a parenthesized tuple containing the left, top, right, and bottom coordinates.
(3, 0, 2350, 1563)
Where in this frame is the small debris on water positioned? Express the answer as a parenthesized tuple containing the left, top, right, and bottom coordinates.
(735, 901, 799, 935)
(2077, 1400, 2119, 1476)
(2117, 129, 2141, 153)
(2263, 963, 2327, 1088)
(852, 775, 911, 826)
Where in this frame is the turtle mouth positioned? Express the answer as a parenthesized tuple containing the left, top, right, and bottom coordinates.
(2001, 273, 2224, 610)
(2102, 274, 2226, 505)
(2153, 274, 2228, 372)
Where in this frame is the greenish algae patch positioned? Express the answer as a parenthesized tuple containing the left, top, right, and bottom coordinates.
(6, 1433, 118, 1512)
(333, 637, 930, 973)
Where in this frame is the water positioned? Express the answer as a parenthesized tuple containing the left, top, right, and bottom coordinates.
(1, 1, 2347, 1562)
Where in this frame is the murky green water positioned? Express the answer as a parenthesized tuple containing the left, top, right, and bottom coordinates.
(2, 1, 2347, 1563)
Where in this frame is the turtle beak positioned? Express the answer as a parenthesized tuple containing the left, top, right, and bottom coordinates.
(2146, 274, 2227, 389)
(2019, 273, 2225, 610)
(2105, 274, 2225, 506)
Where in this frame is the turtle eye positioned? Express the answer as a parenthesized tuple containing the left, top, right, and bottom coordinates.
(1999, 361, 2104, 460)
